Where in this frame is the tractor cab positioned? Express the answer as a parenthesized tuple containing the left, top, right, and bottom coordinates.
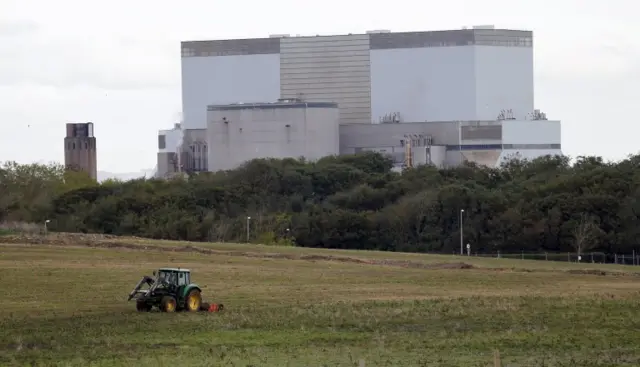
(155, 268, 191, 288)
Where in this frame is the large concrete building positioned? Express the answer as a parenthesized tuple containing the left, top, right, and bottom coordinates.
(64, 122, 97, 180)
(157, 26, 560, 177)
(180, 26, 533, 129)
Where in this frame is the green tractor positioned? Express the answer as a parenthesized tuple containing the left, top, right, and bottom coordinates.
(128, 268, 203, 312)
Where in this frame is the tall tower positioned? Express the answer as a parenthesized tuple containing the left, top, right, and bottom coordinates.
(64, 122, 97, 180)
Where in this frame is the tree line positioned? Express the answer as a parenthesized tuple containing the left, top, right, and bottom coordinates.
(1, 152, 639, 254)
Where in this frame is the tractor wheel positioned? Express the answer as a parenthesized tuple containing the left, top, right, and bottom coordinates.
(184, 289, 202, 312)
(136, 300, 152, 312)
(160, 296, 177, 313)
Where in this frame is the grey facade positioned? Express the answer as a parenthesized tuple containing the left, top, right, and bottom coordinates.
(156, 152, 175, 178)
(206, 101, 340, 172)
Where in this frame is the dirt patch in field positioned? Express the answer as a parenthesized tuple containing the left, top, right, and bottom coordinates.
(0, 233, 477, 271)
(566, 269, 623, 277)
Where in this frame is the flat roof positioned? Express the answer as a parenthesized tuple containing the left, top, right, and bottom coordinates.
(207, 101, 338, 111)
(182, 28, 533, 57)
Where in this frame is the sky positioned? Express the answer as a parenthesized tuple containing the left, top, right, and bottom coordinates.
(0, 0, 637, 174)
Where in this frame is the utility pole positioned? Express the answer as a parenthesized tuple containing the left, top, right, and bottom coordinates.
(460, 209, 465, 255)
(246, 216, 251, 243)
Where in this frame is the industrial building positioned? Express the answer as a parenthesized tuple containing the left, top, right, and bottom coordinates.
(180, 26, 533, 128)
(340, 117, 561, 169)
(64, 122, 97, 180)
(156, 26, 561, 177)
(207, 100, 340, 171)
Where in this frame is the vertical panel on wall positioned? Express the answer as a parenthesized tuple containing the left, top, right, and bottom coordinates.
(279, 35, 372, 124)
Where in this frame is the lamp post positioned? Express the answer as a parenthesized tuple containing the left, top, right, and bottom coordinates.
(246, 216, 251, 243)
(459, 209, 465, 255)
(44, 219, 50, 235)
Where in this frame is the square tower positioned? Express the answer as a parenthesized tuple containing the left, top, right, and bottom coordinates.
(64, 122, 97, 180)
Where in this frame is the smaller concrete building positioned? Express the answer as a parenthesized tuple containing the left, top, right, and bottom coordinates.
(206, 100, 340, 172)
(64, 122, 97, 180)
(155, 101, 561, 177)
(340, 118, 561, 169)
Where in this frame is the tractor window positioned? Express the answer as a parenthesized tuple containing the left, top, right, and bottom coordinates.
(177, 272, 187, 286)
(168, 272, 177, 285)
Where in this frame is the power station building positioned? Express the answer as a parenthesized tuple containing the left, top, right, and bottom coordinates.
(157, 26, 561, 177)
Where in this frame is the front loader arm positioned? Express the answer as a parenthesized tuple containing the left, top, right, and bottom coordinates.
(127, 275, 154, 301)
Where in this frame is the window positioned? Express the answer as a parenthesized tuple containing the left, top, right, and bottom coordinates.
(72, 143, 75, 149)
(85, 142, 88, 149)
(158, 135, 166, 149)
(177, 272, 187, 286)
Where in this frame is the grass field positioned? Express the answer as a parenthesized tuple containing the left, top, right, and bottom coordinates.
(1, 234, 640, 366)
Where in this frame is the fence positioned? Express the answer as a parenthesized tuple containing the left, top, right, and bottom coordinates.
(457, 250, 640, 266)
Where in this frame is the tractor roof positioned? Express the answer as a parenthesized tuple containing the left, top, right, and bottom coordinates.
(158, 268, 190, 272)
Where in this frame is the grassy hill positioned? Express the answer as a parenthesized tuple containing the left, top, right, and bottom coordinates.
(1, 234, 639, 366)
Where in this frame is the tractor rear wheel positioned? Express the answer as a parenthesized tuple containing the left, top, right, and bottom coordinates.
(160, 296, 177, 312)
(184, 289, 202, 312)
(136, 300, 152, 312)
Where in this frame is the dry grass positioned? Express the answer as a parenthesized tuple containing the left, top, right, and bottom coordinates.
(1, 235, 640, 366)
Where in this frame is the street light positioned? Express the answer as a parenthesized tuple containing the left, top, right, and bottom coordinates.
(44, 219, 51, 235)
(246, 216, 251, 243)
(459, 209, 465, 255)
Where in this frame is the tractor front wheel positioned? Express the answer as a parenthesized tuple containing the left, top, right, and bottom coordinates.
(136, 300, 152, 312)
(184, 289, 202, 312)
(160, 296, 177, 312)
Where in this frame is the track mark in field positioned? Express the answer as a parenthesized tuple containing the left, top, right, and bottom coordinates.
(1, 233, 637, 276)
(0, 233, 476, 271)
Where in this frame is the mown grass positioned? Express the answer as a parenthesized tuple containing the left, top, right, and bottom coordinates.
(1, 242, 640, 366)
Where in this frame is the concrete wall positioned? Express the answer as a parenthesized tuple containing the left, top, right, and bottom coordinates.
(370, 47, 476, 122)
(158, 127, 183, 154)
(370, 45, 533, 123)
(501, 119, 561, 146)
(207, 102, 340, 171)
(64, 137, 97, 180)
(474, 46, 534, 120)
(156, 152, 175, 178)
(339, 121, 462, 166)
(498, 119, 562, 164)
(181, 54, 281, 129)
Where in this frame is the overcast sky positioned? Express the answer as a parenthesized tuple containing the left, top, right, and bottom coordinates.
(0, 0, 637, 173)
